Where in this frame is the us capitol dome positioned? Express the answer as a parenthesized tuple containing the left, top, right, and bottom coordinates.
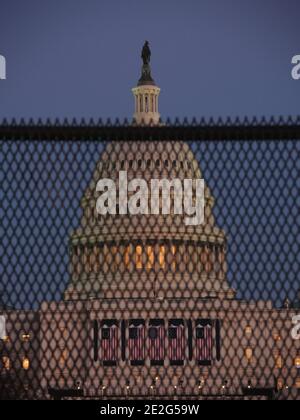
(35, 42, 298, 398)
(64, 43, 235, 303)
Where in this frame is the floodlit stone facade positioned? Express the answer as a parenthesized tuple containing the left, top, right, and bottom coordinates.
(1, 50, 300, 400)
(37, 137, 300, 398)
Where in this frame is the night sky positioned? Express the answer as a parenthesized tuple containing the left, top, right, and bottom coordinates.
(1, 0, 300, 121)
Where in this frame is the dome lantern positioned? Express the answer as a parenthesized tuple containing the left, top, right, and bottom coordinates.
(132, 41, 161, 125)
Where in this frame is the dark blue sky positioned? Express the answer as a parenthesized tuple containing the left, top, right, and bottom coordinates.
(1, 0, 300, 120)
(0, 1, 299, 310)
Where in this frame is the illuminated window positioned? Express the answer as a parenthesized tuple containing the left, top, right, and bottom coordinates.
(22, 358, 30, 370)
(2, 356, 11, 370)
(125, 246, 130, 268)
(171, 245, 176, 270)
(59, 350, 68, 366)
(277, 378, 284, 390)
(295, 357, 300, 368)
(245, 326, 252, 335)
(136, 246, 143, 269)
(146, 246, 154, 270)
(111, 246, 117, 272)
(273, 332, 282, 342)
(159, 246, 165, 269)
(2, 335, 10, 343)
(275, 355, 283, 369)
(245, 348, 253, 361)
(22, 333, 31, 342)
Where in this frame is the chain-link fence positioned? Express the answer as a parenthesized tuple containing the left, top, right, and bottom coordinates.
(0, 120, 299, 400)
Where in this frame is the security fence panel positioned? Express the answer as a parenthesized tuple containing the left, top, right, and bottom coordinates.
(0, 121, 299, 400)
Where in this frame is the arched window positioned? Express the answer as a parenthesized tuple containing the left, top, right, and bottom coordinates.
(245, 326, 252, 336)
(277, 378, 284, 390)
(275, 353, 283, 369)
(136, 245, 143, 269)
(59, 350, 68, 367)
(159, 245, 165, 269)
(111, 246, 117, 273)
(2, 356, 10, 370)
(125, 245, 130, 268)
(245, 348, 253, 362)
(171, 245, 176, 271)
(147, 246, 154, 270)
(22, 358, 30, 370)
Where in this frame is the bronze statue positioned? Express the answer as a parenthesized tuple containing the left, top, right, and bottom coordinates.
(141, 41, 151, 65)
(138, 41, 155, 85)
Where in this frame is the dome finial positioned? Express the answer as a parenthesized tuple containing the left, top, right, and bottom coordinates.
(132, 41, 161, 125)
(141, 41, 151, 65)
(138, 41, 155, 86)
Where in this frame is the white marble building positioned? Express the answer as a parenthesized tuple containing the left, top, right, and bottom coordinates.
(1, 44, 300, 400)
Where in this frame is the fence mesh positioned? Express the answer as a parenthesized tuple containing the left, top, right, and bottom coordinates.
(0, 124, 299, 400)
